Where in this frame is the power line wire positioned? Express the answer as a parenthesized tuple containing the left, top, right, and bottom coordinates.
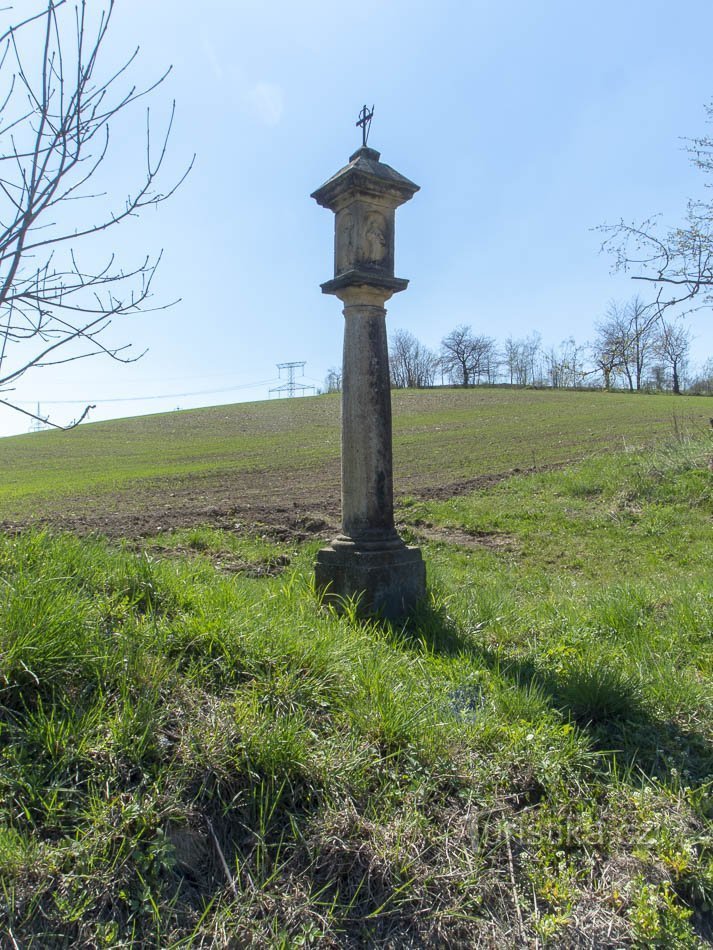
(15, 378, 281, 406)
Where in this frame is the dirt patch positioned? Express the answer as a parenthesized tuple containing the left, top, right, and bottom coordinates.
(414, 462, 569, 501)
(0, 462, 556, 541)
(0, 467, 342, 541)
(403, 521, 517, 551)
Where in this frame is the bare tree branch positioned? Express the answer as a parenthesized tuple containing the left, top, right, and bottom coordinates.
(0, 0, 192, 430)
(0, 394, 93, 428)
(599, 102, 713, 314)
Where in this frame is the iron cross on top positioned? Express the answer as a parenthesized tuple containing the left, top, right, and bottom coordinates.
(356, 104, 374, 147)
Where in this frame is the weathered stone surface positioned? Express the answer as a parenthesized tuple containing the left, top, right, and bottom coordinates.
(312, 140, 425, 621)
(311, 145, 419, 292)
(315, 542, 426, 620)
(339, 289, 395, 542)
(311, 146, 419, 217)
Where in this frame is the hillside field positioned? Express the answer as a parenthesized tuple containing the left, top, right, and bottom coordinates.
(0, 387, 711, 537)
(0, 387, 711, 946)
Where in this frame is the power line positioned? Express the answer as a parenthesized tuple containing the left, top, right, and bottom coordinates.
(15, 377, 281, 406)
(28, 402, 50, 433)
(269, 362, 316, 398)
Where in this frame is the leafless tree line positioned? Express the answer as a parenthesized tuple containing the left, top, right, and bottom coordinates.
(342, 298, 707, 395)
(591, 296, 692, 394)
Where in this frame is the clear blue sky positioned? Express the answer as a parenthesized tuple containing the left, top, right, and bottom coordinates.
(3, 0, 713, 436)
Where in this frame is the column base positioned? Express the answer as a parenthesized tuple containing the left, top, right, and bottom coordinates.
(315, 541, 426, 621)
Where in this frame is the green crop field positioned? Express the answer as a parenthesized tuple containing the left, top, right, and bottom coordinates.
(0, 388, 711, 946)
(0, 387, 710, 534)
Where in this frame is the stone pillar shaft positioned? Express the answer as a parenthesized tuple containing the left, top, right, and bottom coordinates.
(340, 303, 399, 547)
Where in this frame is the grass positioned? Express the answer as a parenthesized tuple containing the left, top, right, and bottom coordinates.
(0, 387, 711, 521)
(0, 423, 711, 945)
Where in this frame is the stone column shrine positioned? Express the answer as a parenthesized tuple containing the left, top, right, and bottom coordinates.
(311, 119, 426, 620)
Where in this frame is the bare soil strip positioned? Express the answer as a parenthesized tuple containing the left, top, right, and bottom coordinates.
(0, 462, 549, 540)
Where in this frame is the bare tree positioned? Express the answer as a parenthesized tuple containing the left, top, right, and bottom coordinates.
(654, 318, 691, 395)
(0, 1, 192, 429)
(600, 101, 713, 315)
(646, 363, 668, 391)
(590, 311, 623, 390)
(503, 337, 520, 385)
(688, 356, 713, 394)
(440, 325, 474, 387)
(480, 336, 500, 384)
(591, 297, 657, 391)
(624, 295, 658, 390)
(544, 337, 585, 389)
(525, 333, 543, 385)
(501, 333, 541, 386)
(324, 366, 342, 393)
(440, 325, 496, 387)
(594, 301, 630, 389)
(389, 329, 437, 389)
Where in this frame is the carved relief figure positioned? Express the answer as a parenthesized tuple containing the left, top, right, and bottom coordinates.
(364, 210, 387, 266)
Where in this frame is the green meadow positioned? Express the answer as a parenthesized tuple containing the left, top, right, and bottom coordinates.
(0, 388, 710, 518)
(0, 389, 711, 946)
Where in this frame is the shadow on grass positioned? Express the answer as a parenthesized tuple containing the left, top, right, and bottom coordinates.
(389, 599, 713, 786)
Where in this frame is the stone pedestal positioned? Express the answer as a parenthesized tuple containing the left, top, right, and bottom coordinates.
(312, 144, 426, 621)
(315, 544, 426, 619)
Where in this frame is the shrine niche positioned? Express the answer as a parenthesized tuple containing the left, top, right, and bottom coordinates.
(335, 203, 394, 276)
(364, 210, 387, 267)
